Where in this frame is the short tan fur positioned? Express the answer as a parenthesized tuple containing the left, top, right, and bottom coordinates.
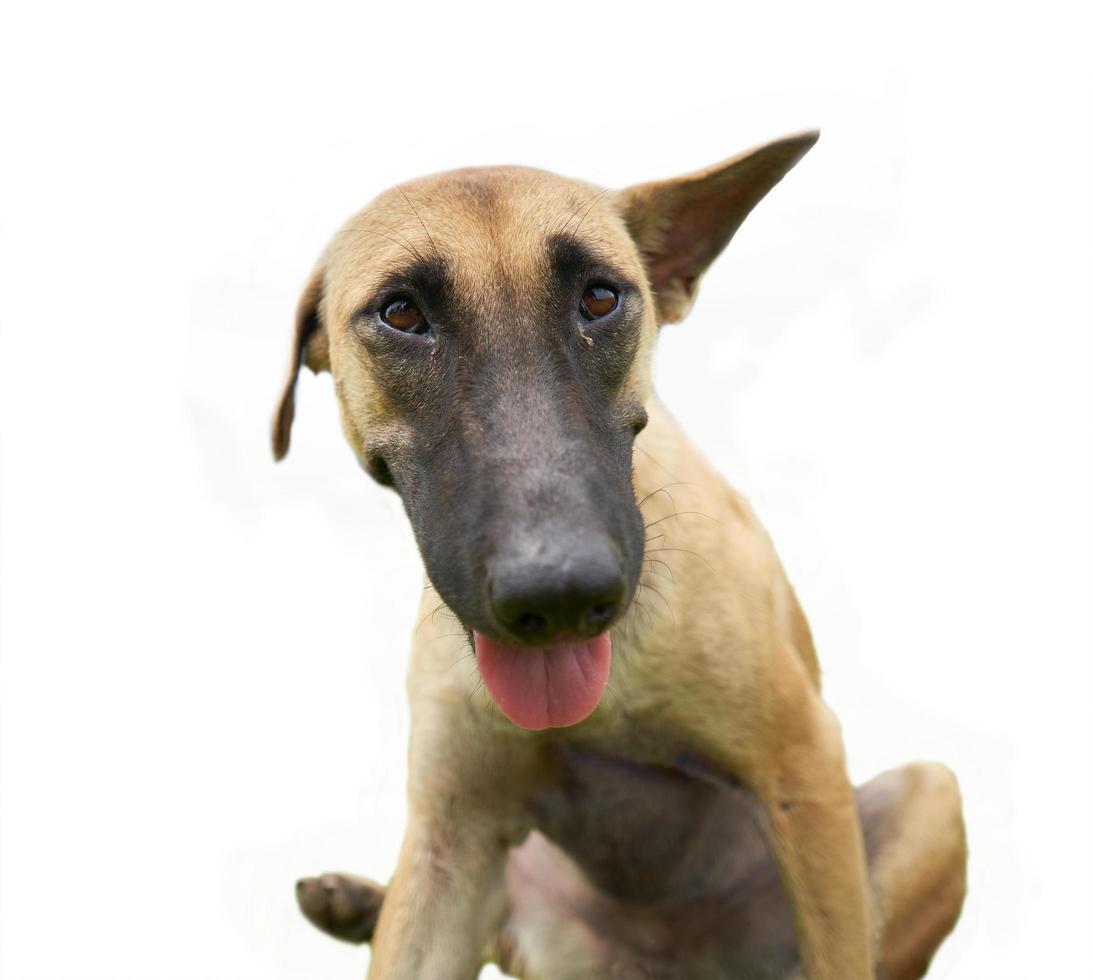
(278, 133, 967, 979)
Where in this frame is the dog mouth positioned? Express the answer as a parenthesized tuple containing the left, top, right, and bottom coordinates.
(473, 631, 612, 731)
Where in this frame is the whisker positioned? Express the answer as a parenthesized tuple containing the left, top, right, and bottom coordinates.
(638, 486, 676, 515)
(645, 546, 714, 569)
(634, 444, 683, 482)
(361, 229, 423, 264)
(368, 218, 427, 261)
(637, 581, 676, 630)
(635, 481, 700, 510)
(642, 557, 675, 582)
(431, 604, 457, 626)
(602, 678, 625, 714)
(397, 184, 439, 258)
(415, 601, 460, 635)
(644, 510, 720, 531)
(557, 188, 609, 239)
(446, 650, 478, 673)
(570, 188, 611, 238)
(415, 600, 446, 632)
(628, 594, 655, 632)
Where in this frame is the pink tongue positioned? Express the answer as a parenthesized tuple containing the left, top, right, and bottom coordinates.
(473, 631, 612, 730)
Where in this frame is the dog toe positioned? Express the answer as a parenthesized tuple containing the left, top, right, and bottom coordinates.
(295, 871, 385, 944)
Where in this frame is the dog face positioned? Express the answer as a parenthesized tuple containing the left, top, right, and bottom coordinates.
(273, 133, 816, 722)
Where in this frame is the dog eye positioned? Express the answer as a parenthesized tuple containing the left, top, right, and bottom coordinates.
(579, 285, 618, 320)
(381, 298, 427, 334)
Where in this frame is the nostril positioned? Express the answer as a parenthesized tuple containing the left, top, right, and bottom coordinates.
(489, 541, 627, 643)
(584, 602, 618, 634)
(515, 611, 548, 636)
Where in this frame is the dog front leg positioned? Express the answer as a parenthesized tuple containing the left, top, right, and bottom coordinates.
(365, 699, 538, 980)
(366, 810, 510, 979)
(751, 700, 875, 979)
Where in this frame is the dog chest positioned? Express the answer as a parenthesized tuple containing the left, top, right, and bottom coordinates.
(527, 742, 773, 906)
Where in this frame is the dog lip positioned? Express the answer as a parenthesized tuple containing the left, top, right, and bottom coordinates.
(445, 589, 635, 650)
(475, 626, 598, 647)
(481, 602, 633, 649)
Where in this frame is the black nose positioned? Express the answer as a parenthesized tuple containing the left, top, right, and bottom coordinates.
(489, 536, 627, 644)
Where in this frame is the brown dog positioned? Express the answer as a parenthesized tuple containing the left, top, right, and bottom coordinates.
(274, 133, 967, 979)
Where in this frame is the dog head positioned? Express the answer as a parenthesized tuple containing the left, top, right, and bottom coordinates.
(273, 132, 816, 727)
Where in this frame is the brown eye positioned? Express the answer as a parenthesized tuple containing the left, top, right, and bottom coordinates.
(381, 297, 427, 333)
(579, 285, 618, 320)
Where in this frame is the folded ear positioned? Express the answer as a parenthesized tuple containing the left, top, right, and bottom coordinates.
(615, 130, 819, 324)
(271, 265, 330, 461)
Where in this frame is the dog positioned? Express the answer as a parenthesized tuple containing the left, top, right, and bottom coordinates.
(273, 132, 968, 979)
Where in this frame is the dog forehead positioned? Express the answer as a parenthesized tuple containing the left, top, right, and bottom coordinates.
(325, 166, 640, 319)
(398, 165, 612, 243)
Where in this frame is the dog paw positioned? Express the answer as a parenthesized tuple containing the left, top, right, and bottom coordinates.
(295, 872, 385, 944)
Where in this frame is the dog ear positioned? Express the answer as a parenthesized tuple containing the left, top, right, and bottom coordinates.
(271, 265, 330, 461)
(616, 131, 819, 324)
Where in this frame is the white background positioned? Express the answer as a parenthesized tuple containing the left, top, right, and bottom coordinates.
(1, 2, 1090, 978)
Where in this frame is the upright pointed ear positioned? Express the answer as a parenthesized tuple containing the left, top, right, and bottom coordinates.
(271, 265, 330, 461)
(616, 131, 819, 324)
